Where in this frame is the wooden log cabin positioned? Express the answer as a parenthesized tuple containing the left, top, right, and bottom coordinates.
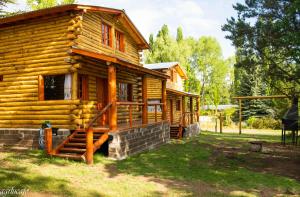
(0, 4, 171, 163)
(145, 62, 200, 139)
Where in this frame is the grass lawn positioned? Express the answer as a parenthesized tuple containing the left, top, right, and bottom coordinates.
(0, 131, 299, 196)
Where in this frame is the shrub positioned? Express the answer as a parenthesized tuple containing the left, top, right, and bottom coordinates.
(247, 116, 281, 130)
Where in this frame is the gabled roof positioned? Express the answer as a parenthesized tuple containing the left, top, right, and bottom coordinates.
(144, 62, 188, 79)
(0, 4, 149, 49)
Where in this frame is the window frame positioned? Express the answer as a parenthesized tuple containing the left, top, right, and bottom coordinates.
(118, 82, 133, 102)
(101, 22, 112, 47)
(39, 74, 66, 101)
(115, 30, 125, 52)
(0, 75, 3, 82)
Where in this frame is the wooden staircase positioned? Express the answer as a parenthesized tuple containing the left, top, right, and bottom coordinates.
(170, 125, 183, 139)
(46, 103, 112, 164)
(52, 128, 109, 161)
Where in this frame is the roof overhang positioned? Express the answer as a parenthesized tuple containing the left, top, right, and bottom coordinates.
(172, 64, 188, 80)
(0, 4, 149, 49)
(166, 88, 199, 97)
(70, 48, 169, 79)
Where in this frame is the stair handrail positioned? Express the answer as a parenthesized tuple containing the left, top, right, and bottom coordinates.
(87, 102, 112, 129)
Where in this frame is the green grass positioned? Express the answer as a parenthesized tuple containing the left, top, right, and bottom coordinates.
(0, 131, 299, 196)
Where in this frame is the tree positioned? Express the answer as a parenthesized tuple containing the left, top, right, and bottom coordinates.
(27, 0, 76, 10)
(176, 27, 183, 42)
(222, 0, 300, 98)
(0, 0, 14, 17)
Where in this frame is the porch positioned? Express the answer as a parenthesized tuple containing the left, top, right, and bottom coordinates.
(45, 48, 170, 164)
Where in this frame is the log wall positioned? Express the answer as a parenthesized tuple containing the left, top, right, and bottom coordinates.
(147, 78, 162, 122)
(0, 13, 80, 129)
(78, 12, 140, 65)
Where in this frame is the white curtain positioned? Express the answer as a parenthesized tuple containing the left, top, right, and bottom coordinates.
(64, 74, 72, 100)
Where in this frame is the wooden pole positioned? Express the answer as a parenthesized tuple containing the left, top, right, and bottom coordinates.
(196, 97, 200, 122)
(239, 99, 242, 135)
(162, 80, 167, 121)
(108, 64, 117, 131)
(44, 128, 52, 155)
(129, 104, 132, 127)
(86, 127, 93, 165)
(154, 105, 157, 122)
(71, 72, 78, 100)
(38, 75, 44, 101)
(190, 97, 193, 124)
(142, 75, 148, 124)
(220, 113, 223, 134)
(182, 96, 186, 126)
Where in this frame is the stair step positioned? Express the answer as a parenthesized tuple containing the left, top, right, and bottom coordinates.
(76, 128, 109, 132)
(69, 138, 98, 143)
(74, 134, 103, 138)
(53, 153, 84, 161)
(64, 143, 86, 148)
(60, 147, 86, 153)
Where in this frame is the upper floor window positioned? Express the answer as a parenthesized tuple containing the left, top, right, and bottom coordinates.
(101, 22, 112, 47)
(115, 30, 125, 52)
(0, 75, 3, 82)
(176, 100, 181, 111)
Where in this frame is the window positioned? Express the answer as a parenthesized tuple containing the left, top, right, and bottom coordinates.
(78, 74, 89, 100)
(0, 75, 3, 82)
(176, 100, 181, 111)
(148, 99, 162, 112)
(44, 75, 65, 100)
(118, 83, 132, 101)
(115, 30, 125, 52)
(101, 22, 112, 47)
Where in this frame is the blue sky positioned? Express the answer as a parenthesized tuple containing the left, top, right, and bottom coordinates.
(5, 0, 240, 58)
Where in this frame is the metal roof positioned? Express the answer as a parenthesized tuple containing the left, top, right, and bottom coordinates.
(144, 62, 179, 70)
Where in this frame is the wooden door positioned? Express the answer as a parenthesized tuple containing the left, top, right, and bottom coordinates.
(96, 77, 108, 126)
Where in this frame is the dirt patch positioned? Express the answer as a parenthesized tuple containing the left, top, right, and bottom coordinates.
(209, 141, 300, 181)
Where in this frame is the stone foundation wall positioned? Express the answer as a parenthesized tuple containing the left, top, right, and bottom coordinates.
(108, 121, 170, 160)
(183, 122, 200, 138)
(0, 128, 70, 149)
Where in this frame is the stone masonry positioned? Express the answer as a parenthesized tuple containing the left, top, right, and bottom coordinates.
(183, 122, 200, 138)
(108, 121, 170, 159)
(0, 128, 70, 149)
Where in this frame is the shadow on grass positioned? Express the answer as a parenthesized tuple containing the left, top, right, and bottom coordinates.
(0, 165, 75, 196)
(103, 132, 300, 195)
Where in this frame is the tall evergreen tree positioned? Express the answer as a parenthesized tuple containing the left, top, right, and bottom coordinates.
(176, 27, 183, 42)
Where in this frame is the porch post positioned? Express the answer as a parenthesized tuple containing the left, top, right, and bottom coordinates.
(71, 72, 78, 100)
(182, 96, 186, 126)
(108, 64, 117, 131)
(142, 75, 148, 124)
(196, 97, 200, 122)
(162, 80, 167, 121)
(190, 97, 193, 124)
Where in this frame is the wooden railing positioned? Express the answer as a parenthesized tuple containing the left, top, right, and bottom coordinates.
(117, 102, 144, 127)
(148, 103, 163, 123)
(87, 103, 112, 128)
(179, 111, 199, 127)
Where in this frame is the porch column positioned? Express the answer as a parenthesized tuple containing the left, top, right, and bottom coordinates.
(108, 64, 117, 131)
(190, 97, 193, 124)
(162, 80, 167, 120)
(71, 72, 78, 100)
(196, 97, 200, 122)
(142, 75, 148, 124)
(182, 96, 186, 126)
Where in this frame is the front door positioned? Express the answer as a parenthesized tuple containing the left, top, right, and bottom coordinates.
(96, 77, 108, 126)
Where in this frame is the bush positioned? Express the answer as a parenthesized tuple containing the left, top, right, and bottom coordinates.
(247, 116, 281, 130)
